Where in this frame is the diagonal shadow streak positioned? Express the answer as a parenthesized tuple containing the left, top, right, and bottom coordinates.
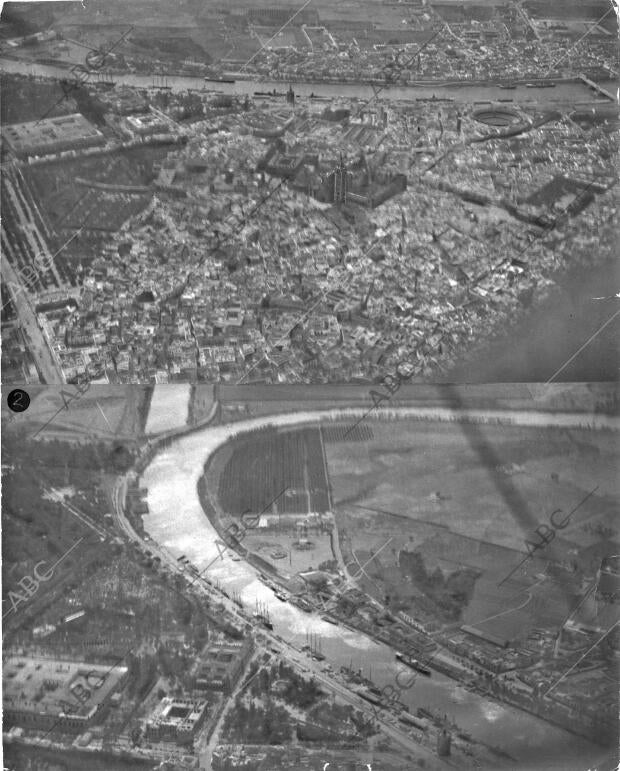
(441, 382, 575, 601)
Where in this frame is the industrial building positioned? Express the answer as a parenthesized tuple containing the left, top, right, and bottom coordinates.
(144, 697, 209, 745)
(1, 114, 106, 159)
(461, 624, 510, 649)
(257, 142, 307, 180)
(194, 637, 253, 693)
(34, 289, 80, 314)
(3, 655, 128, 733)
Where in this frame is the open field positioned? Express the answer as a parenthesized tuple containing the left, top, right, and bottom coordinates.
(2, 385, 151, 441)
(325, 416, 619, 635)
(206, 407, 618, 639)
(218, 382, 620, 417)
(325, 419, 618, 552)
(144, 383, 189, 434)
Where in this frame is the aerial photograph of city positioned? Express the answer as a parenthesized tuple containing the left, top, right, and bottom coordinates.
(1, 383, 619, 771)
(1, 0, 618, 770)
(0, 0, 618, 386)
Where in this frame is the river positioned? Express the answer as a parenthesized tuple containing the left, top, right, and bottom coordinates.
(139, 408, 614, 771)
(144, 383, 191, 435)
(1, 56, 613, 107)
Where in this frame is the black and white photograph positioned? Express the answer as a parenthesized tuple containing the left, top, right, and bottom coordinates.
(2, 383, 619, 770)
(0, 0, 618, 386)
(1, 1, 619, 770)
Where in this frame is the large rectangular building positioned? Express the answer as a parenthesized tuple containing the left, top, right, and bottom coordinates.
(1, 114, 106, 159)
(3, 655, 128, 733)
(123, 113, 168, 136)
(144, 697, 209, 745)
(194, 638, 253, 693)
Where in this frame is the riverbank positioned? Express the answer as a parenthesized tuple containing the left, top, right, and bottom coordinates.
(227, 69, 585, 90)
(195, 461, 522, 766)
(7, 52, 615, 99)
(193, 413, 617, 749)
(1, 56, 609, 105)
(139, 411, 608, 767)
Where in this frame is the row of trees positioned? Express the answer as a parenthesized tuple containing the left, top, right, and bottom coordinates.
(2, 435, 135, 472)
(249, 662, 323, 709)
(126, 652, 158, 701)
(223, 697, 291, 744)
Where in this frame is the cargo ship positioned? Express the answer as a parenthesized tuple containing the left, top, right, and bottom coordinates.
(395, 652, 432, 676)
(205, 76, 235, 84)
(253, 600, 273, 630)
(307, 631, 325, 661)
(254, 89, 285, 97)
(415, 95, 454, 103)
(253, 613, 273, 630)
(525, 81, 555, 88)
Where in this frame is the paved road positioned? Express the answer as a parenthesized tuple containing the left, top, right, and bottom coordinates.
(1, 255, 64, 383)
(199, 650, 264, 771)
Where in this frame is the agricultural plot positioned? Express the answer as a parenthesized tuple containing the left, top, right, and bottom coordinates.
(322, 424, 374, 442)
(216, 427, 330, 516)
